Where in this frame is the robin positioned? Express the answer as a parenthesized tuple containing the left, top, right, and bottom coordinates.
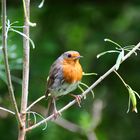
(45, 51, 83, 118)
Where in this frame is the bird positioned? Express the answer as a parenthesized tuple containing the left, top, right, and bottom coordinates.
(45, 51, 83, 118)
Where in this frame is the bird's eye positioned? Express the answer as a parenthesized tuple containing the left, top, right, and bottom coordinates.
(67, 54, 72, 58)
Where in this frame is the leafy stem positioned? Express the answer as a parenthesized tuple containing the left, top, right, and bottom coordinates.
(114, 70, 140, 113)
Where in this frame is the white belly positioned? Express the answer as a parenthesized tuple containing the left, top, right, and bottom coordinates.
(51, 82, 79, 97)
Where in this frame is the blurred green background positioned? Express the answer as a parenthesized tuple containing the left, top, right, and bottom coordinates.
(0, 0, 140, 140)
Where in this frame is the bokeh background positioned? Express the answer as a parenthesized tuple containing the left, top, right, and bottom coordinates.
(0, 0, 140, 140)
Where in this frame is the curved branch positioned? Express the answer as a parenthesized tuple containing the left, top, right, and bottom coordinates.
(26, 95, 45, 111)
(26, 42, 140, 132)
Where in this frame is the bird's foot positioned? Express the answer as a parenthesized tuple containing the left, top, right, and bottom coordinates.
(70, 94, 82, 107)
(53, 108, 61, 120)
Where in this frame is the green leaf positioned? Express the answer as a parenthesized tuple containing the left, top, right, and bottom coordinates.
(104, 38, 122, 49)
(115, 49, 124, 70)
(133, 91, 140, 99)
(10, 28, 35, 49)
(38, 0, 45, 8)
(126, 85, 138, 113)
(27, 111, 47, 130)
(79, 82, 94, 99)
(97, 50, 120, 59)
(127, 96, 130, 113)
(82, 72, 98, 76)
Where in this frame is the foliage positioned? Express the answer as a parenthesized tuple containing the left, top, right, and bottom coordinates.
(0, 1, 140, 140)
(0, 43, 22, 84)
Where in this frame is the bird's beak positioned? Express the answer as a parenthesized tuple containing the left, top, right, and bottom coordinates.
(75, 55, 83, 60)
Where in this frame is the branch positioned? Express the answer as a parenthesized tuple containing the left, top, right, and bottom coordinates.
(22, 0, 36, 27)
(26, 95, 45, 111)
(20, 0, 30, 116)
(0, 106, 15, 115)
(1, 0, 22, 126)
(26, 42, 140, 132)
(86, 132, 98, 140)
(18, 0, 30, 139)
(53, 100, 103, 140)
(53, 117, 82, 133)
(91, 99, 104, 130)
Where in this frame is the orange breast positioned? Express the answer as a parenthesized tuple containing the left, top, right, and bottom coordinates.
(62, 60, 83, 83)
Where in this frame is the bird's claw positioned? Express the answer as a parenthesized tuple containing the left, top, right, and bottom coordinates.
(53, 109, 61, 120)
(71, 94, 82, 107)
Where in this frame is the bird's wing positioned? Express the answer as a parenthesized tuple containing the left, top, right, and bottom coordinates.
(45, 60, 63, 98)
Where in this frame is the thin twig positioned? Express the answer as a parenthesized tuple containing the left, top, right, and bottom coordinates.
(26, 42, 140, 132)
(26, 95, 45, 111)
(0, 106, 15, 115)
(114, 70, 127, 86)
(22, 0, 36, 26)
(2, 0, 22, 126)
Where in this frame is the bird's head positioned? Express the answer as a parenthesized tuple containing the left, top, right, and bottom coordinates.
(62, 51, 83, 64)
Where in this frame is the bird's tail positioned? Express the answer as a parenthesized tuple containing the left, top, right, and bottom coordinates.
(46, 98, 54, 117)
